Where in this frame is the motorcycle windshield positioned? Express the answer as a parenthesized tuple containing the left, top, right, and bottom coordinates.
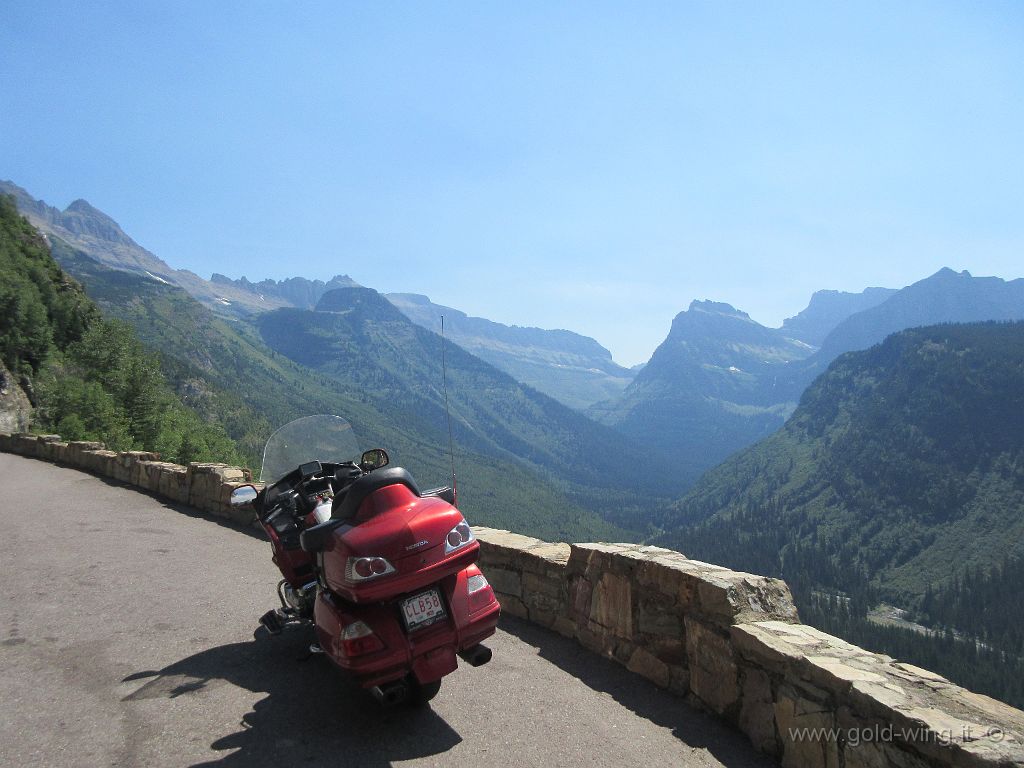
(260, 415, 361, 483)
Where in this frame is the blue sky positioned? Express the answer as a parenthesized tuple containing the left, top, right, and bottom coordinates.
(2, 2, 1022, 365)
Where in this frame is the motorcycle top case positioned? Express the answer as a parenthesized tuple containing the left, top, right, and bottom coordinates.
(320, 483, 480, 603)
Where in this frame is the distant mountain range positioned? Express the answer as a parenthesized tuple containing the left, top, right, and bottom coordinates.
(211, 272, 362, 309)
(808, 267, 1024, 373)
(7, 179, 1024, 499)
(592, 269, 1024, 487)
(1, 181, 634, 413)
(387, 293, 634, 409)
(588, 300, 815, 485)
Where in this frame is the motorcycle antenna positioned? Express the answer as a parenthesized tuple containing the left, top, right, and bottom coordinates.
(440, 315, 458, 503)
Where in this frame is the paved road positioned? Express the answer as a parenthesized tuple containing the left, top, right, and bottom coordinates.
(0, 453, 775, 767)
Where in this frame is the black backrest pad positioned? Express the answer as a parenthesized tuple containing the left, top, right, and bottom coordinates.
(422, 486, 456, 505)
(331, 467, 420, 520)
(300, 518, 347, 553)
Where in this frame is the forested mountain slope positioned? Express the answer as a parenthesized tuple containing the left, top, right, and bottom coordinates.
(659, 321, 1024, 597)
(0, 194, 238, 462)
(258, 287, 680, 529)
(52, 244, 627, 542)
(655, 322, 1024, 705)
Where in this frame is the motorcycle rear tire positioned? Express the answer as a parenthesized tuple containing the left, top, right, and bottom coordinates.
(410, 678, 442, 706)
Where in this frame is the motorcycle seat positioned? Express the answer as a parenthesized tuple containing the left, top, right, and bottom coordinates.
(331, 467, 421, 521)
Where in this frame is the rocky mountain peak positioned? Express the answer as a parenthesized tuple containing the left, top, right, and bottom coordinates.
(665, 300, 759, 340)
(314, 286, 399, 318)
(59, 198, 135, 245)
(686, 299, 751, 319)
(781, 285, 898, 347)
(929, 267, 971, 281)
(65, 198, 103, 215)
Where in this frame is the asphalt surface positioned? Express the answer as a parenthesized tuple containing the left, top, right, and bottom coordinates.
(0, 453, 776, 767)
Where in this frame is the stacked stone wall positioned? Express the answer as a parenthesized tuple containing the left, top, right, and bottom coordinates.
(2, 431, 1022, 767)
(474, 534, 1024, 767)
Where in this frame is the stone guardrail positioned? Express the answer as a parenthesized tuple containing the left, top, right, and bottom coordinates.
(0, 433, 262, 527)
(2, 431, 1022, 767)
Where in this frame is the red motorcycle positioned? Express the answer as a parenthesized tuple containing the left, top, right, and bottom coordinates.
(230, 415, 500, 705)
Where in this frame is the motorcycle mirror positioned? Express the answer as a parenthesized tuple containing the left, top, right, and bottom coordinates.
(230, 484, 258, 506)
(359, 448, 389, 471)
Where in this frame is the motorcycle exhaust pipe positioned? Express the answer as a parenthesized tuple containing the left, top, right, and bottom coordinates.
(371, 680, 409, 706)
(458, 643, 492, 667)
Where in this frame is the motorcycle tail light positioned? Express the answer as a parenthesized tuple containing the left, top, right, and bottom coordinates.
(444, 520, 475, 555)
(466, 573, 495, 611)
(345, 556, 396, 583)
(341, 620, 384, 656)
(467, 574, 489, 594)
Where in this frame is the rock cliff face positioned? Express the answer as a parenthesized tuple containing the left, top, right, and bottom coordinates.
(58, 199, 138, 245)
(781, 286, 896, 346)
(0, 362, 31, 433)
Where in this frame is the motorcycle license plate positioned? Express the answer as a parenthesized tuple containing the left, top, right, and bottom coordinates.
(401, 589, 446, 631)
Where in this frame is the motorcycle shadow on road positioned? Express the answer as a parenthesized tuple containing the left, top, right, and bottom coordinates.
(120, 624, 462, 768)
(499, 615, 776, 768)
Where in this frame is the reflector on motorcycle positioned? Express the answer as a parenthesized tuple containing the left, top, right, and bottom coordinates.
(341, 620, 385, 656)
(466, 572, 496, 612)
